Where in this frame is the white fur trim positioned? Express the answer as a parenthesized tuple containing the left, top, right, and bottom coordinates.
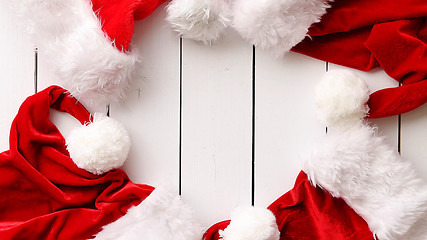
(8, 0, 138, 104)
(93, 185, 203, 240)
(166, 0, 231, 44)
(232, 0, 331, 58)
(304, 123, 427, 240)
(315, 69, 370, 128)
(220, 207, 280, 240)
(66, 113, 130, 175)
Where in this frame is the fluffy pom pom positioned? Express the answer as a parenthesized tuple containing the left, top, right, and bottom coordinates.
(220, 207, 280, 240)
(232, 0, 331, 58)
(94, 184, 203, 240)
(66, 113, 130, 175)
(166, 0, 231, 44)
(7, 0, 138, 105)
(315, 69, 369, 128)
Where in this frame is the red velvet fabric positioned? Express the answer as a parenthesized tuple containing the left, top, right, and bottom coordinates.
(91, 0, 168, 51)
(203, 171, 373, 240)
(202, 220, 231, 240)
(0, 86, 154, 239)
(292, 0, 427, 118)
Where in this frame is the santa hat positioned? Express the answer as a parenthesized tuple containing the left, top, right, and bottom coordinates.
(203, 171, 373, 240)
(292, 0, 427, 118)
(166, 0, 331, 57)
(304, 69, 427, 240)
(203, 70, 427, 240)
(7, 0, 167, 105)
(0, 85, 202, 239)
(202, 72, 376, 238)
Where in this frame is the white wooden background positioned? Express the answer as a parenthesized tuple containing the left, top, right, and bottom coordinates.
(1, 2, 427, 230)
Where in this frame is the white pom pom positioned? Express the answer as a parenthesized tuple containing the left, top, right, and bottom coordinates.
(166, 0, 231, 44)
(232, 0, 331, 58)
(315, 70, 370, 128)
(220, 207, 280, 240)
(66, 113, 130, 175)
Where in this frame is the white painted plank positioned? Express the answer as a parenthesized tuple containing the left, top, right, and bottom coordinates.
(401, 104, 427, 181)
(181, 30, 253, 227)
(254, 51, 325, 208)
(329, 64, 399, 150)
(0, 7, 34, 150)
(110, 5, 181, 189)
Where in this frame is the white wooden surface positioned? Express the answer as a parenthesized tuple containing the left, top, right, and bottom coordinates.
(1, 3, 427, 230)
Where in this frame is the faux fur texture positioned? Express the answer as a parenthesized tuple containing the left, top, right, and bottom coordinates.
(315, 69, 370, 128)
(7, 0, 138, 105)
(232, 0, 331, 58)
(93, 185, 203, 240)
(304, 124, 427, 240)
(304, 70, 427, 240)
(166, 0, 231, 44)
(220, 207, 280, 240)
(66, 113, 130, 175)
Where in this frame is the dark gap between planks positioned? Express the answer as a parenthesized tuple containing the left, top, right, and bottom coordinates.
(34, 47, 38, 93)
(179, 37, 183, 196)
(251, 45, 256, 206)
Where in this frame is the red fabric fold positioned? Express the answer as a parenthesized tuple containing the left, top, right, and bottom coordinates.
(0, 86, 154, 239)
(91, 0, 168, 51)
(203, 171, 373, 240)
(292, 0, 427, 118)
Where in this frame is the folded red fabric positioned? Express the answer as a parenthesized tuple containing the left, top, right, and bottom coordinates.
(292, 0, 427, 118)
(91, 0, 167, 51)
(203, 171, 373, 240)
(0, 86, 153, 239)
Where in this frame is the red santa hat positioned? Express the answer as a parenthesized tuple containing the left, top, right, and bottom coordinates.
(292, 0, 427, 118)
(203, 70, 427, 240)
(306, 69, 427, 240)
(8, 0, 167, 105)
(203, 171, 373, 240)
(166, 0, 331, 57)
(0, 85, 202, 239)
(167, 0, 427, 118)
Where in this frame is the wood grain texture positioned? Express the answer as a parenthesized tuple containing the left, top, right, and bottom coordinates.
(181, 29, 253, 227)
(254, 51, 325, 208)
(110, 5, 181, 190)
(401, 104, 427, 182)
(0, 7, 34, 150)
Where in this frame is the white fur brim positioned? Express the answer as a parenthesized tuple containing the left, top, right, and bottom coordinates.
(304, 124, 427, 240)
(232, 0, 331, 58)
(306, 68, 427, 239)
(8, 0, 138, 105)
(93, 185, 203, 240)
(166, 0, 231, 44)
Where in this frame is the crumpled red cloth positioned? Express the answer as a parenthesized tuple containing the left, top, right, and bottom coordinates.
(0, 86, 154, 239)
(91, 0, 167, 51)
(292, 0, 427, 118)
(203, 171, 373, 240)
